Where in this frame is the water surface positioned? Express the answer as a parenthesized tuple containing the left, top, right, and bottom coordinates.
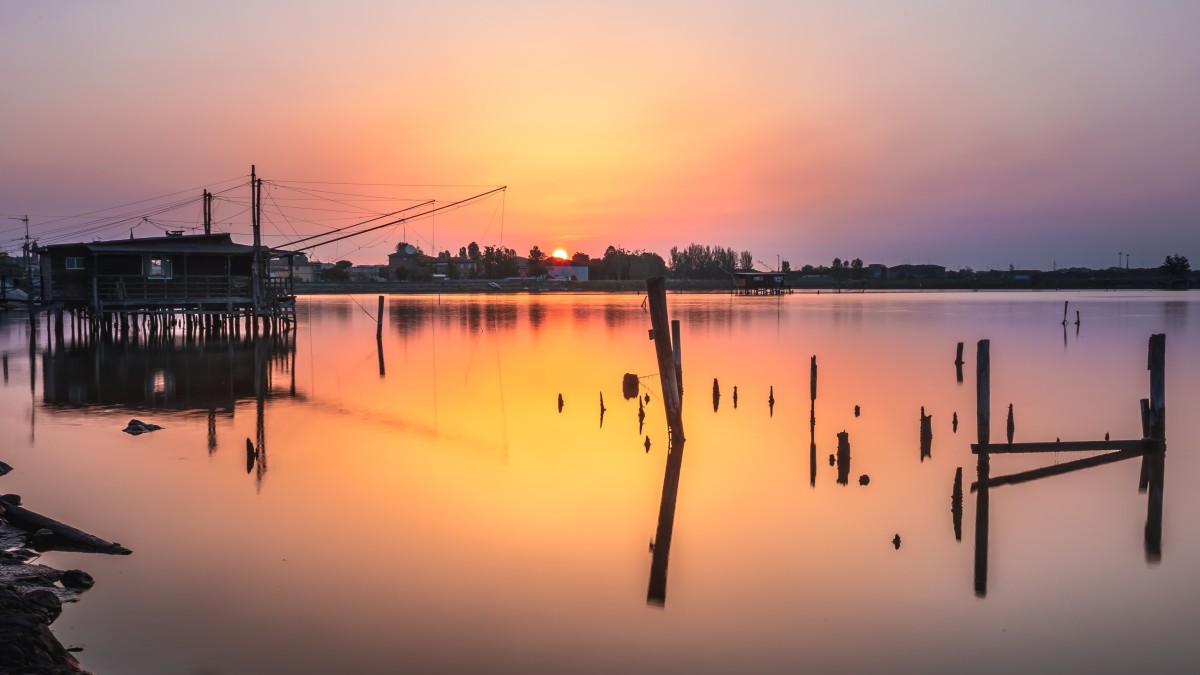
(2, 291, 1197, 674)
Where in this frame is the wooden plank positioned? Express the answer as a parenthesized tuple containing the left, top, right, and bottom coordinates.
(971, 439, 1159, 454)
(971, 448, 1148, 492)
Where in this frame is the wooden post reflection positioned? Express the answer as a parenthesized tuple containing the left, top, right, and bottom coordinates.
(648, 437, 685, 606)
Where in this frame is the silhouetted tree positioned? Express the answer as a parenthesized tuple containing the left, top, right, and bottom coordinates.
(739, 250, 754, 271)
(320, 260, 353, 282)
(528, 245, 547, 277)
(1162, 253, 1190, 276)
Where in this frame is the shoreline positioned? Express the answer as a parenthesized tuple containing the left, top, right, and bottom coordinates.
(293, 278, 1194, 295)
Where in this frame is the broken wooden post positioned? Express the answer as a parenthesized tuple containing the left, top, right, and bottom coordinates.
(955, 341, 964, 366)
(1061, 300, 1069, 325)
(952, 467, 963, 541)
(646, 277, 684, 440)
(836, 430, 850, 485)
(712, 378, 719, 412)
(1006, 403, 1015, 444)
(920, 406, 933, 460)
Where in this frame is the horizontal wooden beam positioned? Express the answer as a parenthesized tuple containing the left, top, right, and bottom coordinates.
(971, 439, 1161, 454)
(971, 448, 1148, 492)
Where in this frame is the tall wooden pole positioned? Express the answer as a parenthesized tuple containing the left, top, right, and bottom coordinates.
(250, 166, 260, 324)
(646, 277, 684, 440)
(974, 339, 991, 597)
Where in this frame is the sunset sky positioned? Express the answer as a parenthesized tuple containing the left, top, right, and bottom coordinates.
(2, 1, 1197, 270)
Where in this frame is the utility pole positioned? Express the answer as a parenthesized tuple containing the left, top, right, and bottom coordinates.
(203, 189, 212, 235)
(250, 166, 260, 317)
(7, 215, 30, 287)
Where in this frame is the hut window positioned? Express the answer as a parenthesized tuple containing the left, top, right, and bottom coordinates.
(65, 256, 85, 270)
(146, 256, 173, 279)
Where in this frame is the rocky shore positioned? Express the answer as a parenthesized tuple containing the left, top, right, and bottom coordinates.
(1, 461, 123, 675)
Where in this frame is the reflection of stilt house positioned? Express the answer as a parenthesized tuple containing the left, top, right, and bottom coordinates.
(38, 233, 295, 329)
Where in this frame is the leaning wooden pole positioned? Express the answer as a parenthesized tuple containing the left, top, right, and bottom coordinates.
(646, 277, 684, 440)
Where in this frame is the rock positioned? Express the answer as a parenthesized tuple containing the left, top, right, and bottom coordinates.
(859, 474, 870, 486)
(123, 419, 163, 435)
(60, 570, 94, 590)
(30, 529, 55, 551)
(1, 493, 21, 506)
(0, 585, 84, 674)
(0, 460, 12, 477)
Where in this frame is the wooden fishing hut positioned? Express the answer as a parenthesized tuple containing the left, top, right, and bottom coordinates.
(732, 270, 789, 296)
(38, 232, 295, 337)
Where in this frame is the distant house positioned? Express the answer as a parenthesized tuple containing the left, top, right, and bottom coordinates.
(39, 233, 293, 313)
(388, 249, 434, 281)
(545, 259, 588, 281)
(269, 252, 322, 283)
(349, 264, 388, 281)
(733, 270, 787, 295)
(433, 256, 478, 279)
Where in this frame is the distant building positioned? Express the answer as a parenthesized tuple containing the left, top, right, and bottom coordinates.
(433, 256, 478, 279)
(887, 264, 947, 280)
(349, 264, 387, 281)
(269, 252, 321, 283)
(38, 233, 293, 313)
(388, 249, 434, 281)
(545, 259, 588, 281)
(733, 270, 787, 295)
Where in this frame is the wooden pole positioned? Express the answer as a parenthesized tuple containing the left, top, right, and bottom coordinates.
(647, 438, 686, 605)
(974, 339, 990, 597)
(376, 295, 385, 339)
(671, 318, 682, 396)
(976, 340, 990, 447)
(1147, 333, 1165, 439)
(646, 277, 684, 440)
(955, 341, 964, 365)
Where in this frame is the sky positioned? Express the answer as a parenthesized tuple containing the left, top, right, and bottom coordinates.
(2, 0, 1198, 271)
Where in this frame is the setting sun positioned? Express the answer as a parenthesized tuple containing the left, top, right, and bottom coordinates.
(551, 248, 569, 260)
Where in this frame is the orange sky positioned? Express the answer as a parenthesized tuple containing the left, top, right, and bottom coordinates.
(2, 1, 1198, 270)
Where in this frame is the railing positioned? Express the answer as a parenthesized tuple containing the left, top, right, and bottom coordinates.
(94, 274, 252, 303)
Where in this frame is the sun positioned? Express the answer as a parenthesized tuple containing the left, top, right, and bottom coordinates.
(551, 248, 569, 260)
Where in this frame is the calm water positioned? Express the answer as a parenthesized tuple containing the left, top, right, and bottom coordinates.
(2, 291, 1198, 674)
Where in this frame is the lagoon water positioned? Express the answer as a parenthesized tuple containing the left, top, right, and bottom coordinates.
(2, 291, 1199, 674)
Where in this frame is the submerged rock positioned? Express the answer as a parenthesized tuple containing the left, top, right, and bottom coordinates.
(123, 419, 162, 435)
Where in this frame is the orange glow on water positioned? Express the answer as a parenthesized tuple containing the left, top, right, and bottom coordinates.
(5, 292, 1199, 674)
